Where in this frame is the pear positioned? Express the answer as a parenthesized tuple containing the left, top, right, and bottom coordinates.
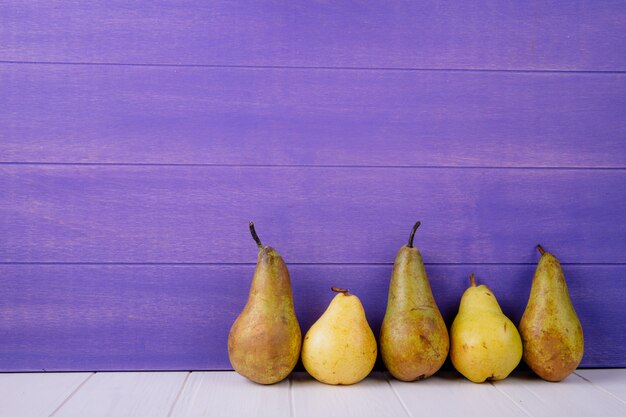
(228, 222, 301, 384)
(519, 245, 584, 382)
(301, 288, 377, 385)
(450, 274, 522, 383)
(380, 221, 449, 381)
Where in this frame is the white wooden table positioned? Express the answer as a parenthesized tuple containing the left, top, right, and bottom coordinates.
(1, 370, 624, 417)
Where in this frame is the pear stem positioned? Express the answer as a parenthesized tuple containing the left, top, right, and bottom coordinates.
(536, 244, 546, 255)
(407, 221, 421, 248)
(331, 287, 349, 295)
(249, 221, 263, 249)
(469, 273, 476, 287)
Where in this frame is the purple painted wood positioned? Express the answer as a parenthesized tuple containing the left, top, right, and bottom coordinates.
(1, 2, 625, 70)
(2, 65, 625, 167)
(1, 165, 625, 264)
(0, 264, 621, 371)
(2, 0, 625, 373)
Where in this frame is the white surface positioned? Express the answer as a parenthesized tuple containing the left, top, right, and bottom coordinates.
(0, 370, 624, 417)
(390, 371, 529, 417)
(576, 369, 626, 403)
(50, 372, 187, 417)
(170, 371, 290, 417)
(291, 372, 407, 417)
(0, 372, 91, 417)
(494, 372, 626, 417)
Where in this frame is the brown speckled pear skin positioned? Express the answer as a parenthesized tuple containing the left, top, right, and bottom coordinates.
(380, 222, 449, 381)
(519, 246, 584, 382)
(228, 224, 301, 384)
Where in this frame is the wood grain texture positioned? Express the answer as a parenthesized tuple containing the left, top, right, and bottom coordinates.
(493, 372, 626, 417)
(170, 372, 290, 417)
(2, 165, 625, 263)
(2, 65, 625, 167)
(4, 371, 626, 417)
(2, 2, 625, 376)
(1, 2, 625, 70)
(576, 370, 626, 403)
(291, 372, 407, 417)
(51, 372, 188, 417)
(390, 371, 528, 417)
(0, 372, 92, 417)
(0, 264, 622, 371)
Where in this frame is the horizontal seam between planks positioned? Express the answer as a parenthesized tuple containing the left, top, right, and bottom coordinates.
(1, 162, 626, 170)
(0, 262, 624, 266)
(1, 60, 626, 74)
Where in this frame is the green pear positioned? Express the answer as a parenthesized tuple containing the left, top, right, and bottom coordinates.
(519, 245, 584, 382)
(301, 288, 377, 385)
(450, 274, 522, 383)
(380, 221, 449, 381)
(228, 222, 301, 384)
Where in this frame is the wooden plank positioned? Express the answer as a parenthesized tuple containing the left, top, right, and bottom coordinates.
(2, 166, 625, 264)
(576, 369, 626, 403)
(0, 264, 622, 371)
(291, 372, 407, 417)
(390, 371, 528, 417)
(52, 372, 187, 417)
(0, 372, 92, 417)
(170, 372, 290, 417)
(2, 65, 625, 167)
(1, 2, 625, 70)
(493, 371, 626, 417)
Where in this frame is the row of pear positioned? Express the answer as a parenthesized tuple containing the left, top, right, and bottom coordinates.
(228, 221, 584, 385)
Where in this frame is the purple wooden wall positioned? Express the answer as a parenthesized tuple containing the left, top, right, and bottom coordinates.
(1, 1, 625, 371)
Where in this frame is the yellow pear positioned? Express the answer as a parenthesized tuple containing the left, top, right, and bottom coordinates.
(450, 274, 522, 383)
(301, 288, 377, 385)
